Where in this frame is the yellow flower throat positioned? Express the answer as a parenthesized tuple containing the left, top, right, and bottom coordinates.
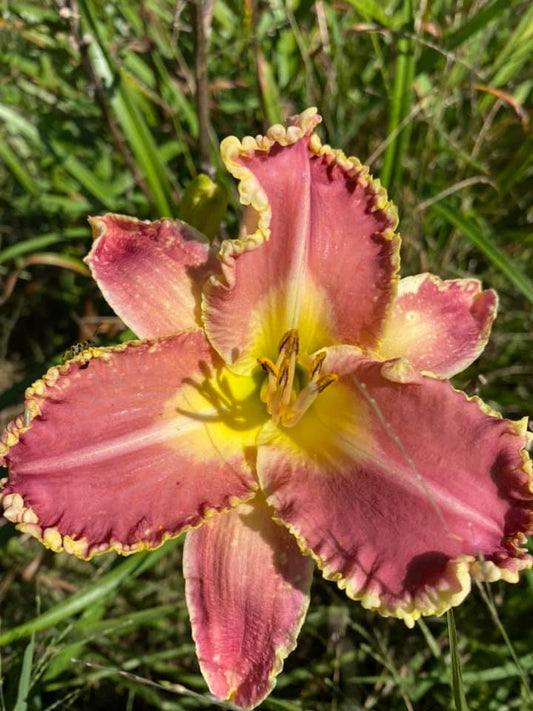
(258, 329, 338, 428)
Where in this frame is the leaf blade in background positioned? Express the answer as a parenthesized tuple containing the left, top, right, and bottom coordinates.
(431, 201, 533, 304)
(379, 0, 415, 189)
(79, 0, 176, 217)
(0, 228, 89, 264)
(0, 541, 178, 647)
(447, 609, 469, 711)
(0, 136, 39, 196)
(0, 1, 532, 708)
(13, 634, 35, 711)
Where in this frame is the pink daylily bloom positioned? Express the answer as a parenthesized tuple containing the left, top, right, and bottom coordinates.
(1, 108, 532, 709)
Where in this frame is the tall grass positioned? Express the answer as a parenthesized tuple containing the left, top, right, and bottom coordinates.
(0, 1, 532, 708)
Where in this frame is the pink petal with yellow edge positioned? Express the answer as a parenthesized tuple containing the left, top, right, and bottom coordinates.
(184, 495, 313, 709)
(257, 348, 532, 627)
(0, 331, 265, 559)
(86, 214, 217, 338)
(203, 108, 400, 374)
(378, 273, 498, 377)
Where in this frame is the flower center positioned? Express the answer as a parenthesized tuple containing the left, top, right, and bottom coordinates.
(257, 329, 338, 427)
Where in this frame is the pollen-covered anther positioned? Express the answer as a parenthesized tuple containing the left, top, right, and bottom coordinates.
(258, 357, 278, 405)
(282, 373, 338, 427)
(258, 331, 338, 428)
(315, 373, 338, 393)
(310, 351, 326, 379)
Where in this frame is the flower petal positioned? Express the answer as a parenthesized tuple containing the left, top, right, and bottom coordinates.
(377, 274, 498, 377)
(86, 214, 217, 338)
(203, 108, 400, 373)
(1, 332, 264, 559)
(184, 495, 313, 709)
(257, 349, 532, 627)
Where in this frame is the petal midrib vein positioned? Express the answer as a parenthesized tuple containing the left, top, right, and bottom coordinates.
(285, 151, 311, 331)
(17, 416, 206, 473)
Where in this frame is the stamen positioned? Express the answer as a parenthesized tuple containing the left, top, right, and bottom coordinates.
(277, 361, 289, 388)
(269, 358, 291, 425)
(291, 333, 299, 355)
(316, 373, 338, 393)
(282, 352, 297, 407)
(258, 356, 278, 405)
(311, 351, 326, 380)
(258, 357, 277, 377)
(282, 374, 338, 427)
(259, 330, 338, 428)
(278, 328, 298, 354)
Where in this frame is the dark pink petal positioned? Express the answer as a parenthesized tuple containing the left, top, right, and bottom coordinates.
(86, 214, 217, 338)
(203, 108, 400, 374)
(184, 495, 313, 709)
(1, 332, 262, 558)
(378, 274, 498, 377)
(257, 349, 533, 626)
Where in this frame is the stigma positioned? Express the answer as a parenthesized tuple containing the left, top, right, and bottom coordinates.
(258, 329, 338, 427)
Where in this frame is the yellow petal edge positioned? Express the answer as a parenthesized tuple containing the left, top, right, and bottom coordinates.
(0, 340, 257, 561)
(268, 395, 532, 628)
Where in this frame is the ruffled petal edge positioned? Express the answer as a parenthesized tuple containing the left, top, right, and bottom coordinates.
(203, 107, 400, 368)
(0, 339, 258, 560)
(260, 361, 532, 628)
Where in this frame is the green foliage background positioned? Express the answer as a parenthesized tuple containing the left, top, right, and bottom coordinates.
(0, 0, 532, 709)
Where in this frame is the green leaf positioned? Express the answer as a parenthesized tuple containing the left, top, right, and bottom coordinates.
(256, 50, 283, 126)
(431, 202, 533, 305)
(0, 135, 39, 195)
(0, 228, 88, 264)
(447, 610, 469, 711)
(345, 0, 399, 29)
(79, 0, 175, 217)
(21, 252, 90, 276)
(43, 604, 175, 681)
(379, 0, 415, 188)
(0, 104, 40, 142)
(47, 141, 118, 210)
(0, 541, 178, 647)
(13, 635, 35, 711)
(479, 4, 533, 112)
(445, 0, 521, 50)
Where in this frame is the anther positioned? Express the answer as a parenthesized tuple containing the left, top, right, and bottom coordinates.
(258, 357, 277, 377)
(311, 351, 326, 379)
(258, 357, 278, 406)
(278, 328, 299, 355)
(315, 373, 338, 393)
(291, 333, 299, 355)
(277, 363, 289, 388)
(259, 330, 339, 428)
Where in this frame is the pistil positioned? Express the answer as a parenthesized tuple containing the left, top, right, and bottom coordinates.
(258, 329, 338, 427)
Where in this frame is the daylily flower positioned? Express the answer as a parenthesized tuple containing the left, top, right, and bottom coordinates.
(1, 108, 532, 709)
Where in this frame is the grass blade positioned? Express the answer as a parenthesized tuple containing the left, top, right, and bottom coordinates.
(475, 579, 533, 703)
(0, 138, 38, 196)
(445, 0, 520, 50)
(47, 141, 118, 210)
(431, 202, 533, 304)
(0, 228, 88, 264)
(0, 541, 177, 647)
(0, 105, 39, 143)
(256, 49, 283, 126)
(79, 0, 175, 217)
(447, 609, 469, 711)
(13, 634, 35, 711)
(379, 0, 415, 188)
(479, 4, 533, 112)
(346, 0, 398, 29)
(20, 253, 90, 277)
